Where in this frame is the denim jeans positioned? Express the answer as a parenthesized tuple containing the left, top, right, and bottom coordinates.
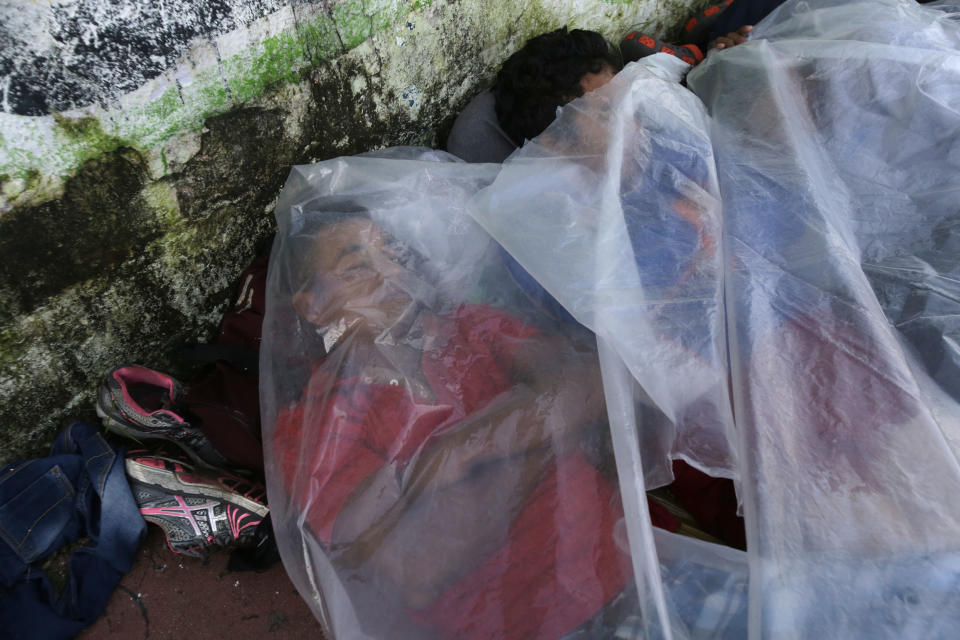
(0, 422, 145, 640)
(710, 0, 787, 42)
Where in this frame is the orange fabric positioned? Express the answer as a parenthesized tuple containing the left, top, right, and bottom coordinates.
(686, 43, 705, 63)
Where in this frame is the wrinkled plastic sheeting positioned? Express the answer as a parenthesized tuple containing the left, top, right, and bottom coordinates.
(469, 52, 749, 637)
(686, 0, 960, 636)
(262, 0, 960, 637)
(473, 54, 737, 489)
(260, 149, 701, 639)
(261, 148, 752, 639)
(473, 0, 960, 636)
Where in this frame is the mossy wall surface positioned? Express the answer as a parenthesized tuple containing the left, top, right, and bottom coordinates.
(0, 0, 701, 464)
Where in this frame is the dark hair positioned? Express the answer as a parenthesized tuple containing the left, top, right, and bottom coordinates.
(493, 27, 622, 146)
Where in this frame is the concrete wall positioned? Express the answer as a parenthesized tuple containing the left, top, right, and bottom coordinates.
(0, 0, 701, 463)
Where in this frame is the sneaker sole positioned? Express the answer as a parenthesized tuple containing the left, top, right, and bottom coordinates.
(125, 457, 269, 517)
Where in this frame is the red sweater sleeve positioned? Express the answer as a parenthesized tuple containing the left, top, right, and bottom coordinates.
(273, 373, 388, 545)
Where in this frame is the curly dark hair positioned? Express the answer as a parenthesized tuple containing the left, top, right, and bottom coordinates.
(493, 27, 622, 146)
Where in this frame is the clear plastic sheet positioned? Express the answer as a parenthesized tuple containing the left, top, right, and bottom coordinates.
(261, 150, 653, 640)
(262, 0, 960, 637)
(686, 0, 960, 635)
(471, 53, 737, 488)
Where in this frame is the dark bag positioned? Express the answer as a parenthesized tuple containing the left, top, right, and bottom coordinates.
(181, 247, 270, 474)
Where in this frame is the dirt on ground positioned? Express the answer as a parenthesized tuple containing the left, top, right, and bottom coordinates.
(80, 526, 325, 639)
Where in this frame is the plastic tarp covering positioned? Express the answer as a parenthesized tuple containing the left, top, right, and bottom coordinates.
(261, 0, 960, 637)
(261, 152, 653, 640)
(684, 0, 960, 635)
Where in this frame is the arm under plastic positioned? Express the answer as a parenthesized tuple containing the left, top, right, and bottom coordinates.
(332, 334, 606, 607)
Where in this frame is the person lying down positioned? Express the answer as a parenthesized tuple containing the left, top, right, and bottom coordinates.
(271, 206, 628, 639)
(263, 201, 743, 640)
(262, 1, 960, 636)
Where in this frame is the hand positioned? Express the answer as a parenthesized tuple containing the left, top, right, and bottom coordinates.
(710, 25, 753, 50)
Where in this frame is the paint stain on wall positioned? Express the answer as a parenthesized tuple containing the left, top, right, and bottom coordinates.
(0, 0, 291, 116)
(401, 85, 421, 108)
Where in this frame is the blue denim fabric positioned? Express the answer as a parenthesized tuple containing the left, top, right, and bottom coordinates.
(0, 422, 145, 640)
(710, 0, 787, 42)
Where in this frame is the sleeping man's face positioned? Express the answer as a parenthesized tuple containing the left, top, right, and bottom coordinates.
(540, 62, 619, 158)
(579, 64, 616, 94)
(294, 217, 414, 340)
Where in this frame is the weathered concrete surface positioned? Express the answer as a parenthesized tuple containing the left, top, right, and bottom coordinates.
(0, 0, 702, 464)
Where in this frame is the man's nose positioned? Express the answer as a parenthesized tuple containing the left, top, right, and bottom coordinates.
(311, 273, 348, 306)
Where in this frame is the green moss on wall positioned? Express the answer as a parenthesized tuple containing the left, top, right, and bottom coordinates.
(0, 149, 159, 320)
(52, 114, 102, 140)
(298, 12, 344, 66)
(0, 327, 22, 370)
(332, 0, 373, 50)
(52, 113, 127, 163)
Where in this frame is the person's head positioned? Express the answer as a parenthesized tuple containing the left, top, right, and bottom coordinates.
(293, 213, 420, 341)
(493, 27, 622, 146)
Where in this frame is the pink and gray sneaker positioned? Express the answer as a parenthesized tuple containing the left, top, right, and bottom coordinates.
(96, 365, 229, 469)
(125, 451, 269, 558)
